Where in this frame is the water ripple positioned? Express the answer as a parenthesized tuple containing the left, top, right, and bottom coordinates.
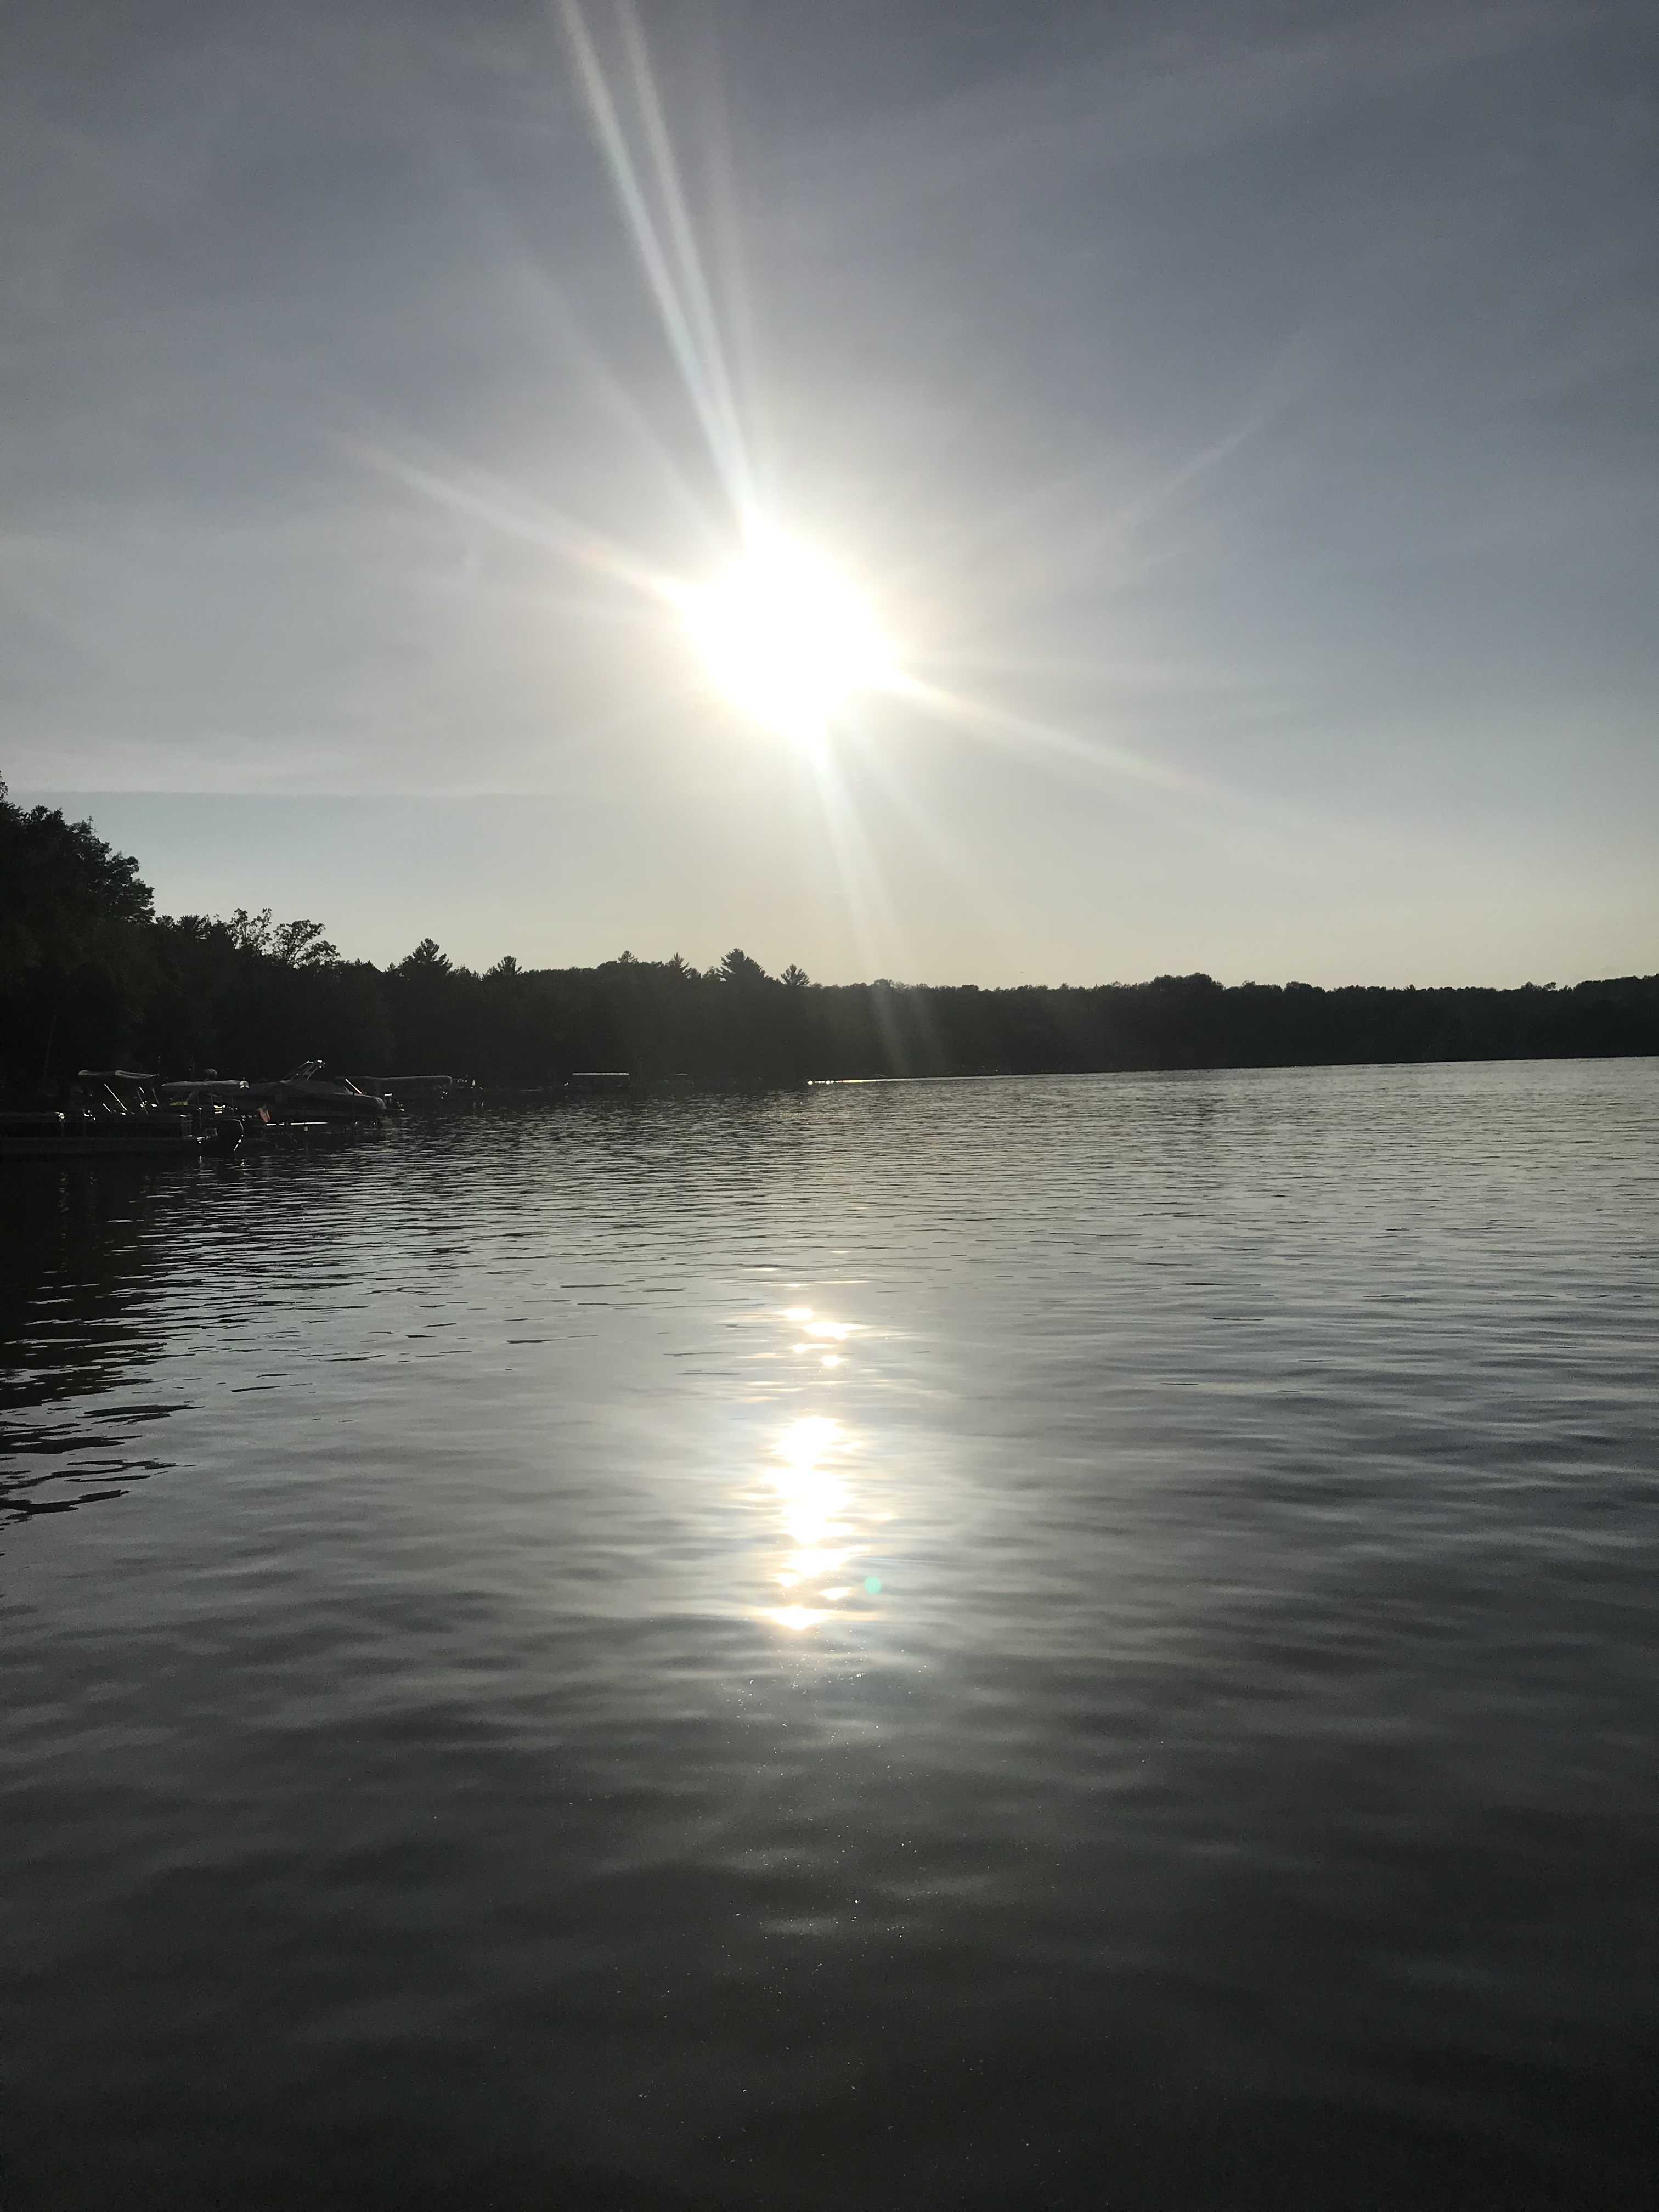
(2, 1062, 1656, 2208)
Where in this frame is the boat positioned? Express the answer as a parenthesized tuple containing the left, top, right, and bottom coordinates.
(160, 1075, 252, 1106)
(373, 1074, 475, 1106)
(0, 1071, 237, 1160)
(245, 1060, 388, 1122)
(567, 1070, 631, 1095)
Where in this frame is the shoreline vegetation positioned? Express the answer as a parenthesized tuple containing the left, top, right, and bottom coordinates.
(5, 783, 1656, 1095)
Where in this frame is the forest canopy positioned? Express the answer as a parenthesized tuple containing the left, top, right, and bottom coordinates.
(3, 782, 1656, 1094)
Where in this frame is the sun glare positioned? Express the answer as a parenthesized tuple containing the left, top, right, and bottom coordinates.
(679, 537, 894, 740)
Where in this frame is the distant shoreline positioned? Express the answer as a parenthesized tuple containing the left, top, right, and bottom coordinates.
(5, 785, 1656, 1093)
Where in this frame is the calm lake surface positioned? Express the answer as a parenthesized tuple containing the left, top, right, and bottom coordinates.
(3, 1062, 1656, 2210)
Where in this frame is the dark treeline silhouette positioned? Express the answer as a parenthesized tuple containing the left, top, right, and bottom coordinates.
(4, 782, 1656, 1093)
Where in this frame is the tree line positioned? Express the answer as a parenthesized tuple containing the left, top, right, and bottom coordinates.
(3, 782, 1655, 1096)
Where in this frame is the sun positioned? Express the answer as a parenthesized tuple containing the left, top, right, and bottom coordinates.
(678, 535, 894, 740)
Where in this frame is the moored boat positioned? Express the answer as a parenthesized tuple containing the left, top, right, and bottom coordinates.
(2, 1073, 217, 1160)
(160, 1076, 252, 1107)
(373, 1074, 475, 1107)
(245, 1060, 388, 1122)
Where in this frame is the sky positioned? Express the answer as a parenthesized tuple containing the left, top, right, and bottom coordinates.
(4, 0, 1655, 986)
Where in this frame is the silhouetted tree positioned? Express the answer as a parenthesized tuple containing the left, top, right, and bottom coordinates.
(0, 779, 157, 1086)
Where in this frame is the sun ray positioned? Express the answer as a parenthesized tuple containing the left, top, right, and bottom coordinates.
(837, 716, 1025, 954)
(346, 437, 682, 600)
(801, 742, 919, 986)
(891, 672, 1209, 800)
(614, 1, 756, 520)
(557, 1, 752, 522)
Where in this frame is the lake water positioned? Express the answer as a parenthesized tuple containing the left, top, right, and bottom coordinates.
(3, 1062, 1656, 2210)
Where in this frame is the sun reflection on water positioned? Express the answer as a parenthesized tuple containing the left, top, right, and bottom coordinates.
(761, 1398, 876, 1628)
(756, 1324, 889, 1634)
(771, 1415, 846, 1549)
